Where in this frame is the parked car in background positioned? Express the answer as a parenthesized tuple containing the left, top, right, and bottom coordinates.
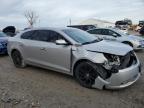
(135, 21, 144, 32)
(87, 28, 144, 50)
(2, 26, 16, 37)
(109, 27, 128, 34)
(8, 28, 141, 89)
(115, 21, 128, 30)
(67, 25, 96, 31)
(138, 21, 144, 27)
(139, 26, 144, 35)
(0, 32, 8, 54)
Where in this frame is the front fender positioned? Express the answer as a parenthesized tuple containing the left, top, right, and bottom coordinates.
(75, 51, 107, 63)
(72, 49, 107, 73)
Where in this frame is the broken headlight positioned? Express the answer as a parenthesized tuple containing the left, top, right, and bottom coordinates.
(103, 53, 121, 73)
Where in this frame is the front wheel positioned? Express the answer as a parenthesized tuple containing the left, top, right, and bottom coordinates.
(11, 50, 26, 68)
(74, 62, 98, 88)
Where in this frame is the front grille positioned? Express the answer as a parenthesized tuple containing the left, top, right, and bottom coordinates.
(119, 51, 137, 69)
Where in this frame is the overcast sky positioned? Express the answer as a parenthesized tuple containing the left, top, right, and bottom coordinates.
(0, 0, 144, 29)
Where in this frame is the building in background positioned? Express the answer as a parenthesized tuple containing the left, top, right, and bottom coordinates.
(79, 18, 115, 28)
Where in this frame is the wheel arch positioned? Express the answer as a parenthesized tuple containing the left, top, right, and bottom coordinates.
(73, 59, 108, 89)
(73, 59, 93, 77)
(11, 49, 20, 56)
(10, 48, 24, 59)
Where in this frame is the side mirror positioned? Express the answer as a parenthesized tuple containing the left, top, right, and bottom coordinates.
(55, 39, 68, 45)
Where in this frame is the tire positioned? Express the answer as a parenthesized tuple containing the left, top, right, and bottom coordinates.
(74, 61, 99, 88)
(123, 41, 133, 47)
(11, 50, 26, 68)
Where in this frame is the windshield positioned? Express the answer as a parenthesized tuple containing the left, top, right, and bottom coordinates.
(0, 32, 7, 37)
(63, 29, 99, 44)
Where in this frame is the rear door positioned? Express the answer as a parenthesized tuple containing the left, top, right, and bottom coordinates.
(20, 30, 45, 64)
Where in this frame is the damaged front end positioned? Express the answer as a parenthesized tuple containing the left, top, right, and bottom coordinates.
(103, 51, 137, 73)
(92, 51, 141, 89)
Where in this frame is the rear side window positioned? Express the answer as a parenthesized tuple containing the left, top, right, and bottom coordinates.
(31, 30, 49, 42)
(21, 31, 34, 39)
(34, 30, 65, 43)
(21, 30, 66, 43)
(88, 29, 102, 34)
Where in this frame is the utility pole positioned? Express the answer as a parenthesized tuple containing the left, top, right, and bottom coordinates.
(69, 18, 72, 26)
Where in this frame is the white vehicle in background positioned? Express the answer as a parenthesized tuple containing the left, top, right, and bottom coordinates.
(87, 28, 144, 50)
(119, 29, 128, 34)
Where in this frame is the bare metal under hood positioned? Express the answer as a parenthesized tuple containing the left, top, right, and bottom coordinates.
(83, 40, 133, 56)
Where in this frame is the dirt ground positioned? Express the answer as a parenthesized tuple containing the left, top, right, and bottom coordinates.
(0, 51, 144, 108)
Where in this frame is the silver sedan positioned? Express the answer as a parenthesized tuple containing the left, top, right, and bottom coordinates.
(87, 28, 144, 50)
(7, 28, 141, 89)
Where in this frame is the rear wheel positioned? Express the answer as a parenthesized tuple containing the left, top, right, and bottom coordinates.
(11, 50, 26, 68)
(75, 62, 98, 88)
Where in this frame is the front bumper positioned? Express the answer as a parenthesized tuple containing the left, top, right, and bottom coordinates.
(133, 41, 144, 50)
(92, 60, 141, 89)
(105, 60, 141, 89)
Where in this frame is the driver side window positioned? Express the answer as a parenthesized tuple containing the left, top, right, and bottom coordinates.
(48, 31, 63, 43)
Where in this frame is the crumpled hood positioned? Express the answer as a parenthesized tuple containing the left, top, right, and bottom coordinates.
(83, 40, 133, 56)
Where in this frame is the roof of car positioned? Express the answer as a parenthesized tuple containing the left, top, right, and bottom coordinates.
(24, 27, 78, 31)
(87, 28, 113, 31)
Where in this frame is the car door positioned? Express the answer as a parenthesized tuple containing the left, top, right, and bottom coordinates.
(20, 30, 46, 64)
(36, 30, 72, 73)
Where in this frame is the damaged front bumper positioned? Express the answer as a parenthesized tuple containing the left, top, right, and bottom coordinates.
(92, 59, 141, 89)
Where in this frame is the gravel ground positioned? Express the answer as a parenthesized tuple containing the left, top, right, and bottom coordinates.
(0, 51, 144, 108)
